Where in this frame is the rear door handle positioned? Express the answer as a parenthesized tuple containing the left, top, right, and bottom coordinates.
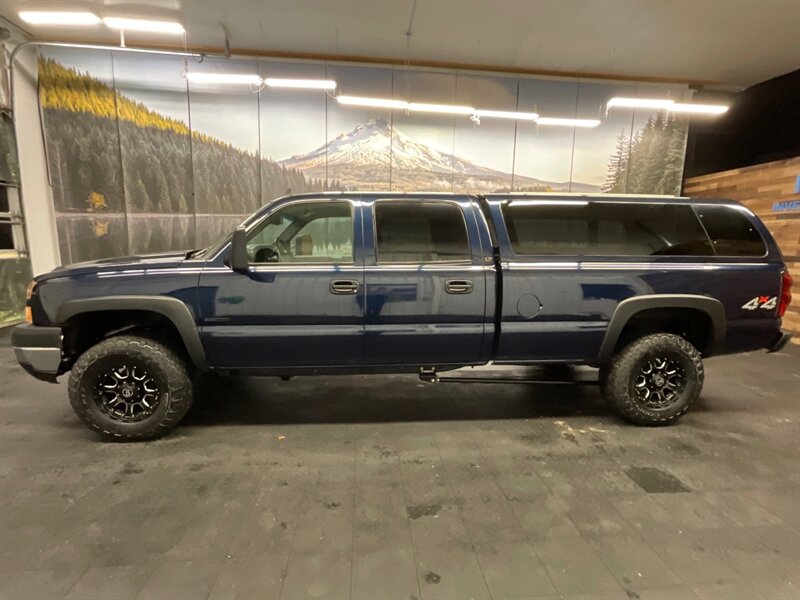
(445, 279, 473, 294)
(330, 279, 360, 295)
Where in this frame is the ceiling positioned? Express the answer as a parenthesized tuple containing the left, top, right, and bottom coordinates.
(2, 0, 799, 88)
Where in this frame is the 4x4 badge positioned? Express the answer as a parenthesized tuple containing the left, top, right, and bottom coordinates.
(742, 296, 777, 310)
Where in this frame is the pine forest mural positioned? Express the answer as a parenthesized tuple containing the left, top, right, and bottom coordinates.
(38, 50, 691, 264)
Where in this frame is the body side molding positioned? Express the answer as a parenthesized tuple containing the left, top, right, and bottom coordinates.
(55, 296, 206, 368)
(596, 294, 726, 364)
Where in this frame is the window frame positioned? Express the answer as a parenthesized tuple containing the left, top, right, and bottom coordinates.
(499, 199, 721, 259)
(244, 198, 357, 267)
(372, 199, 474, 266)
(0, 184, 26, 260)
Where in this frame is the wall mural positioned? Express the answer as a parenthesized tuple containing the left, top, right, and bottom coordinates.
(38, 49, 692, 264)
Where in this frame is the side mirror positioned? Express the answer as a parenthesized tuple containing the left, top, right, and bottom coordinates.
(229, 227, 250, 273)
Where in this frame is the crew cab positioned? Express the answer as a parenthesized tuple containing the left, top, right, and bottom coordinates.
(12, 193, 793, 440)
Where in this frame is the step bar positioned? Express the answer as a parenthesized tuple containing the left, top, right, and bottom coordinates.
(418, 367, 599, 386)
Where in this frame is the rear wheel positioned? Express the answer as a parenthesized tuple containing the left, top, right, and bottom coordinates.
(602, 333, 703, 426)
(68, 335, 193, 441)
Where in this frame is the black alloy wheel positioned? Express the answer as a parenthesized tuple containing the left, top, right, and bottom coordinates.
(602, 333, 703, 426)
(95, 362, 162, 423)
(69, 335, 194, 441)
(633, 355, 686, 410)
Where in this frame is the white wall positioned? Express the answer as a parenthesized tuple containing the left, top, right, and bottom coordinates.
(9, 43, 61, 275)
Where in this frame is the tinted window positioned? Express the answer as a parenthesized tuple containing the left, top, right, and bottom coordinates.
(375, 201, 471, 263)
(502, 202, 713, 256)
(695, 206, 766, 256)
(0, 223, 11, 250)
(247, 201, 353, 264)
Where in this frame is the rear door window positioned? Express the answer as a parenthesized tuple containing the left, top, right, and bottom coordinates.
(694, 205, 766, 256)
(374, 201, 471, 263)
(501, 201, 713, 256)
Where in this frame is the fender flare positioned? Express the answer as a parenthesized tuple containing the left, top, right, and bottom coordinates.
(596, 294, 726, 364)
(55, 296, 206, 369)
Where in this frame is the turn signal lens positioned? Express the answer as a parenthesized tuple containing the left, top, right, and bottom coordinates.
(26, 280, 36, 300)
(25, 306, 32, 323)
(778, 271, 793, 317)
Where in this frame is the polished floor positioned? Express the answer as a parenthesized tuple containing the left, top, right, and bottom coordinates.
(0, 333, 798, 600)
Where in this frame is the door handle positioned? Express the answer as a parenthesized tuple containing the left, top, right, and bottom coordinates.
(445, 279, 473, 294)
(330, 279, 360, 295)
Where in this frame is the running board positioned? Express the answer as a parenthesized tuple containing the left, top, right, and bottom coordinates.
(418, 368, 598, 385)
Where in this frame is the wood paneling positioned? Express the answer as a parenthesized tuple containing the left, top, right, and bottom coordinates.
(684, 157, 800, 344)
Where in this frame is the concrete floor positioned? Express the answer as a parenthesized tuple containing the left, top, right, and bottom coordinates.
(0, 333, 798, 600)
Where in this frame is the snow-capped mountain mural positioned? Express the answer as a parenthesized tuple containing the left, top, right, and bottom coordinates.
(37, 49, 689, 264)
(279, 118, 599, 193)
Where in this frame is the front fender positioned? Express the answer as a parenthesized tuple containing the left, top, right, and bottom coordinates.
(55, 296, 207, 369)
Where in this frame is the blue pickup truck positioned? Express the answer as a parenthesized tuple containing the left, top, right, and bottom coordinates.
(12, 193, 793, 440)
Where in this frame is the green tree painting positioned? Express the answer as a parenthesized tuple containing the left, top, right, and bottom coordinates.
(602, 114, 688, 195)
(37, 57, 319, 262)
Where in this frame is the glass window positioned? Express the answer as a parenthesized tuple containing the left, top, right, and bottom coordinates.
(246, 201, 353, 264)
(0, 114, 19, 185)
(0, 187, 9, 213)
(0, 187, 13, 251)
(375, 201, 471, 263)
(0, 223, 11, 250)
(502, 201, 713, 256)
(695, 205, 766, 257)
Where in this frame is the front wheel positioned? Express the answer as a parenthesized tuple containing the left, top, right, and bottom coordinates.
(68, 335, 194, 441)
(602, 333, 704, 426)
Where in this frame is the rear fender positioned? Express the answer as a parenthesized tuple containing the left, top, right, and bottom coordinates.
(596, 294, 726, 364)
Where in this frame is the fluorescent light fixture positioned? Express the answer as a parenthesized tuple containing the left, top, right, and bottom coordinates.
(607, 97, 675, 110)
(103, 17, 185, 34)
(19, 11, 101, 25)
(186, 72, 262, 85)
(607, 97, 729, 115)
(509, 200, 589, 207)
(668, 103, 729, 115)
(537, 117, 601, 128)
(264, 78, 337, 90)
(336, 96, 408, 109)
(473, 109, 540, 121)
(408, 102, 475, 115)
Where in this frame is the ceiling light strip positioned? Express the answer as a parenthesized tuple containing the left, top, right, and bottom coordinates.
(537, 117, 601, 128)
(264, 78, 337, 90)
(607, 97, 729, 115)
(407, 102, 475, 115)
(19, 11, 101, 25)
(103, 17, 185, 34)
(668, 103, 729, 115)
(607, 97, 675, 109)
(474, 109, 540, 121)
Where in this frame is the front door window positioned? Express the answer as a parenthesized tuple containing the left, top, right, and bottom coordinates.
(246, 201, 354, 264)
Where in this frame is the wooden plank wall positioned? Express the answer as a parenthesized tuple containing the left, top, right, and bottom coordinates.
(684, 157, 800, 344)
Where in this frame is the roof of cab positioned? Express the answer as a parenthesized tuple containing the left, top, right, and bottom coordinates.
(266, 191, 755, 206)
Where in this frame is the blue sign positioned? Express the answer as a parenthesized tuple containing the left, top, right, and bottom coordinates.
(772, 199, 800, 212)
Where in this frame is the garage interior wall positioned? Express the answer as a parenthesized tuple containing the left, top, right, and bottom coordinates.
(35, 47, 693, 265)
(684, 157, 800, 344)
(0, 47, 35, 324)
